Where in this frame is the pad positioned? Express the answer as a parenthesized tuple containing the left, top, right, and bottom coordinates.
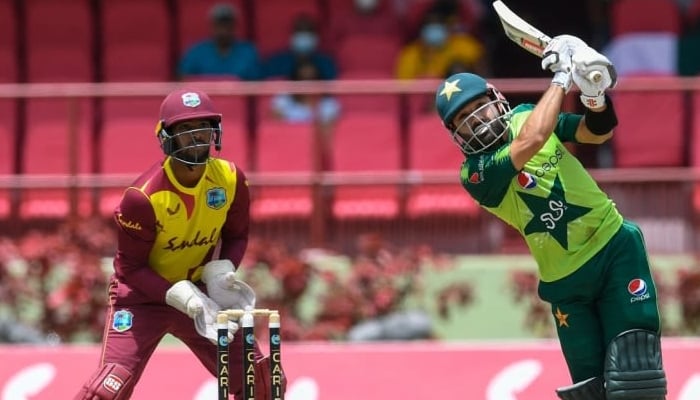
(605, 329, 667, 400)
(75, 363, 134, 400)
(253, 356, 286, 400)
(555, 376, 605, 400)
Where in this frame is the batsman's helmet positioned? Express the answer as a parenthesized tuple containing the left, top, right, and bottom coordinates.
(435, 72, 511, 155)
(155, 89, 222, 165)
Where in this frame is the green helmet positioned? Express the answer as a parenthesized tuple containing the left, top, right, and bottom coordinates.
(435, 72, 489, 125)
(434, 72, 511, 155)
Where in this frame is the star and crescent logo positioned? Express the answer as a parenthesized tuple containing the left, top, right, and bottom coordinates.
(516, 174, 592, 249)
(439, 78, 462, 101)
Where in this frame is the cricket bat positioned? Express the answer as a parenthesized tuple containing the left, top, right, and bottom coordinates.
(492, 0, 602, 83)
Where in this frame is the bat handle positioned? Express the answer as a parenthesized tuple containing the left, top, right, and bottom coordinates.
(588, 71, 602, 83)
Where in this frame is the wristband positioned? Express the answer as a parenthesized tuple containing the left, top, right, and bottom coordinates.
(584, 95, 617, 135)
(580, 93, 606, 109)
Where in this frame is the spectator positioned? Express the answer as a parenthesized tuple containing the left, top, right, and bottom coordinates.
(178, 3, 261, 80)
(395, 10, 488, 79)
(270, 59, 340, 126)
(262, 14, 338, 80)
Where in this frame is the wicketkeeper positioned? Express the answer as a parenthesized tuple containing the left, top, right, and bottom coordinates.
(434, 35, 667, 399)
(75, 89, 286, 399)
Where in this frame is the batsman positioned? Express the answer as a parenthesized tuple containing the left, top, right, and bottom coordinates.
(435, 35, 668, 399)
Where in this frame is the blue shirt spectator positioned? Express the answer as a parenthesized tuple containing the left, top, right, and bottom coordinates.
(178, 3, 261, 80)
(262, 14, 338, 80)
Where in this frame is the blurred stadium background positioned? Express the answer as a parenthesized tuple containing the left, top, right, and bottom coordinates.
(2, 0, 700, 398)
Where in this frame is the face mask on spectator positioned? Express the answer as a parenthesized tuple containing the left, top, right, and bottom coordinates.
(354, 0, 379, 12)
(421, 23, 448, 47)
(290, 32, 319, 55)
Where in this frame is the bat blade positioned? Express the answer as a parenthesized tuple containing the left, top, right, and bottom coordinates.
(492, 0, 551, 57)
(492, 0, 602, 83)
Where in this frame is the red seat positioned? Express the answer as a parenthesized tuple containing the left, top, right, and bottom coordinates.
(406, 112, 478, 217)
(0, 0, 17, 180)
(336, 35, 402, 79)
(23, 99, 94, 174)
(25, 0, 94, 82)
(611, 0, 681, 36)
(612, 89, 684, 167)
(253, 0, 321, 57)
(0, 0, 17, 83)
(331, 95, 401, 219)
(101, 0, 171, 81)
(21, 99, 94, 218)
(22, 0, 95, 218)
(326, 1, 401, 46)
(20, 188, 93, 219)
(251, 96, 316, 219)
(175, 0, 247, 55)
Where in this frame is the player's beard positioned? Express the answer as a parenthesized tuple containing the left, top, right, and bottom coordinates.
(471, 118, 508, 153)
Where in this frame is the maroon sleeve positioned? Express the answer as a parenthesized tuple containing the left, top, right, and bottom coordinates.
(112, 187, 172, 302)
(218, 167, 250, 268)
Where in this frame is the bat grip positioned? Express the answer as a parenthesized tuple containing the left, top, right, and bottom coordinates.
(588, 70, 602, 83)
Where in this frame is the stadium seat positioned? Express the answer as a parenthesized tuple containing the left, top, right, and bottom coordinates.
(336, 34, 401, 79)
(25, 0, 94, 82)
(22, 0, 96, 218)
(330, 95, 401, 219)
(21, 98, 94, 218)
(610, 0, 681, 37)
(100, 0, 171, 81)
(0, 99, 14, 219)
(250, 96, 316, 220)
(175, 0, 248, 55)
(0, 0, 17, 177)
(0, 0, 17, 83)
(252, 0, 321, 57)
(407, 111, 478, 217)
(611, 89, 684, 167)
(23, 98, 94, 175)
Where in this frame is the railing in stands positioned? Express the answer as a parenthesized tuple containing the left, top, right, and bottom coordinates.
(0, 78, 698, 253)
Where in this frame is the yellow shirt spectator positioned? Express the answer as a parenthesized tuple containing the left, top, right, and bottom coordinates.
(395, 21, 485, 79)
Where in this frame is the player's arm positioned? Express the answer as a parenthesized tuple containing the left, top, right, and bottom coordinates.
(510, 84, 567, 170)
(510, 35, 583, 170)
(572, 46, 618, 144)
(218, 166, 250, 267)
(113, 187, 172, 302)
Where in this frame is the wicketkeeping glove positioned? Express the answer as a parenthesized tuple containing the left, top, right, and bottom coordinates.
(572, 46, 617, 109)
(165, 280, 218, 319)
(194, 304, 239, 344)
(202, 259, 257, 310)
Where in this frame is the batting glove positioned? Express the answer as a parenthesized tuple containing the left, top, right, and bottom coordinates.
(541, 35, 588, 74)
(572, 46, 617, 109)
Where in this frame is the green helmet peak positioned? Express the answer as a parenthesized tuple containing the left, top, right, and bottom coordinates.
(435, 72, 489, 125)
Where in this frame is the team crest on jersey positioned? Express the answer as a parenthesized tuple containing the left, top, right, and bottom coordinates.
(181, 92, 201, 107)
(206, 187, 227, 209)
(468, 172, 483, 184)
(628, 278, 651, 303)
(112, 309, 133, 332)
(517, 172, 537, 189)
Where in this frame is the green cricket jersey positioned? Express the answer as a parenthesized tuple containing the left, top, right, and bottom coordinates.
(461, 104, 623, 282)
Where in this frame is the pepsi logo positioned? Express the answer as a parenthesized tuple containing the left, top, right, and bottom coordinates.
(517, 172, 537, 189)
(627, 279, 648, 297)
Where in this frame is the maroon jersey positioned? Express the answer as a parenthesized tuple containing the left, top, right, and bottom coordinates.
(111, 157, 249, 303)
